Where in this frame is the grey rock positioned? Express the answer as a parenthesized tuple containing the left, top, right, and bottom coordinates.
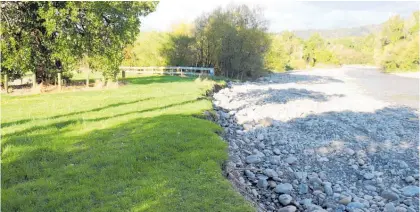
(364, 185, 377, 191)
(399, 161, 409, 169)
(395, 206, 407, 212)
(324, 184, 333, 196)
(245, 155, 261, 164)
(245, 170, 255, 179)
(278, 205, 297, 212)
(251, 189, 258, 197)
(268, 180, 277, 188)
(285, 156, 298, 165)
(345, 148, 355, 156)
(264, 169, 279, 178)
(401, 186, 419, 196)
(384, 203, 396, 212)
(347, 202, 365, 210)
(338, 195, 352, 205)
(381, 190, 400, 201)
(405, 176, 415, 183)
(301, 198, 312, 207)
(298, 183, 309, 194)
(363, 195, 373, 200)
(275, 183, 293, 194)
(273, 148, 281, 155)
(270, 156, 281, 165)
(363, 173, 375, 180)
(278, 194, 293, 205)
(257, 179, 268, 189)
(295, 171, 307, 180)
(318, 172, 327, 180)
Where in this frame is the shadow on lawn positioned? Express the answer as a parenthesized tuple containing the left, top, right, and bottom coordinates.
(1, 97, 155, 128)
(2, 113, 252, 212)
(2, 76, 202, 129)
(4, 98, 203, 139)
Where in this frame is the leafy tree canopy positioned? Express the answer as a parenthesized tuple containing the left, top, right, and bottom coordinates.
(1, 1, 157, 82)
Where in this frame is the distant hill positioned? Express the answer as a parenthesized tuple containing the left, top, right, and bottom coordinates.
(292, 24, 382, 39)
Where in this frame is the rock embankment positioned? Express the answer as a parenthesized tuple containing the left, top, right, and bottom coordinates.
(213, 69, 419, 212)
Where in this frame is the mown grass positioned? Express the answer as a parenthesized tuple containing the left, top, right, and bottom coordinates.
(1, 76, 252, 212)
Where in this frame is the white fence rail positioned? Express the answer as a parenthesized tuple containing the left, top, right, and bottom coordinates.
(119, 66, 215, 76)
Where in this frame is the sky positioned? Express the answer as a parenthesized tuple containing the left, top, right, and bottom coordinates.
(140, 1, 419, 32)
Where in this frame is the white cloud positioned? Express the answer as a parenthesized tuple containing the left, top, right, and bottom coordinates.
(140, 0, 419, 32)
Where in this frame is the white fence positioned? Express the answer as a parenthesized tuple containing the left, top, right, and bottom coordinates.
(119, 66, 215, 76)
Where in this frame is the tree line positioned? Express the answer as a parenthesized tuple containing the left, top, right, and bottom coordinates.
(123, 8, 419, 77)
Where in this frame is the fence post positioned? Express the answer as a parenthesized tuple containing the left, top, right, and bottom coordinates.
(4, 73, 8, 93)
(122, 70, 126, 79)
(32, 72, 37, 88)
(86, 71, 90, 87)
(58, 72, 62, 90)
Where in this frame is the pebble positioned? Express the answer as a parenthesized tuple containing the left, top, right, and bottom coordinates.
(381, 190, 400, 201)
(405, 176, 415, 183)
(384, 202, 396, 212)
(363, 173, 375, 180)
(338, 195, 352, 205)
(251, 189, 258, 197)
(245, 155, 261, 164)
(278, 205, 297, 212)
(364, 185, 377, 191)
(285, 156, 298, 165)
(273, 148, 281, 155)
(298, 184, 309, 194)
(324, 184, 333, 196)
(275, 183, 293, 194)
(257, 179, 268, 189)
(345, 148, 355, 156)
(278, 194, 293, 205)
(402, 186, 419, 197)
(395, 206, 407, 212)
(295, 171, 308, 180)
(245, 170, 255, 179)
(347, 202, 365, 209)
(264, 169, 279, 178)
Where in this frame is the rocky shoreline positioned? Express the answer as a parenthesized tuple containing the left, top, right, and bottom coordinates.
(212, 69, 419, 212)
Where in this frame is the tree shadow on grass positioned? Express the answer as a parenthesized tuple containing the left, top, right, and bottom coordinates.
(226, 106, 419, 210)
(1, 97, 155, 128)
(4, 98, 204, 139)
(2, 114, 253, 212)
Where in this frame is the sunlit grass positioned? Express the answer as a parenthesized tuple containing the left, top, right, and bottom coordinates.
(1, 76, 252, 211)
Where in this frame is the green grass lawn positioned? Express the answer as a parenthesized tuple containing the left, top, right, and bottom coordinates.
(1, 76, 253, 212)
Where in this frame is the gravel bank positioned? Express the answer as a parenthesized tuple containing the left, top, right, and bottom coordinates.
(213, 69, 419, 212)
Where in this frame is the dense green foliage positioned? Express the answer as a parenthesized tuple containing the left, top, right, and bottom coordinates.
(123, 9, 418, 74)
(375, 12, 419, 72)
(1, 2, 157, 83)
(1, 76, 253, 211)
(123, 5, 270, 79)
